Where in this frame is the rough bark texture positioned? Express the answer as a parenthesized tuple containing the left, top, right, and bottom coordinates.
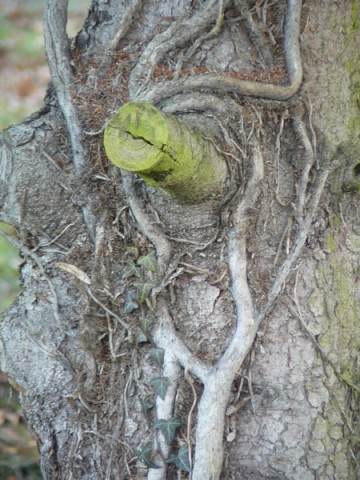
(0, 1, 359, 479)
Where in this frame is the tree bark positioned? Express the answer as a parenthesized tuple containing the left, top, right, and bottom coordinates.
(0, 1, 359, 479)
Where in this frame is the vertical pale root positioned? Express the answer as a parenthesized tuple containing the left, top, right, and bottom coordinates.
(191, 371, 234, 480)
(192, 140, 263, 480)
(148, 347, 181, 480)
(103, 102, 227, 203)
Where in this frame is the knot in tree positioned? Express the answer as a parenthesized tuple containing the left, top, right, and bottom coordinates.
(104, 102, 228, 203)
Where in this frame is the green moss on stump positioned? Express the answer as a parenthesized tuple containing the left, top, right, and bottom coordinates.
(104, 102, 227, 203)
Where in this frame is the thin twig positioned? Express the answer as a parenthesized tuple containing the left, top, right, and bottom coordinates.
(273, 216, 293, 266)
(86, 286, 130, 330)
(307, 95, 318, 167)
(185, 369, 197, 473)
(23, 331, 58, 358)
(293, 116, 315, 221)
(84, 125, 107, 136)
(42, 222, 75, 248)
(42, 151, 64, 172)
(275, 111, 289, 207)
(248, 350, 256, 414)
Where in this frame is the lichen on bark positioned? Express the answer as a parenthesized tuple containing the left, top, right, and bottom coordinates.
(306, 225, 360, 478)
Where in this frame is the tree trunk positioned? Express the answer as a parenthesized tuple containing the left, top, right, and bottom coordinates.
(0, 1, 359, 479)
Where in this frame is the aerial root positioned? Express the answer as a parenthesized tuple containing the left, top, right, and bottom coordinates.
(44, 0, 97, 242)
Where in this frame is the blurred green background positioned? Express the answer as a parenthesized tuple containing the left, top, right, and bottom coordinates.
(0, 1, 89, 478)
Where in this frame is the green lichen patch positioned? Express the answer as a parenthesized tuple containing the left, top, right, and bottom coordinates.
(342, 178, 360, 194)
(325, 231, 337, 252)
(343, 5, 360, 161)
(104, 102, 227, 203)
(313, 227, 360, 392)
(344, 0, 360, 38)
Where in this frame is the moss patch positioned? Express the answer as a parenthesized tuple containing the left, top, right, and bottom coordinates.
(317, 246, 360, 361)
(345, 4, 360, 137)
(344, 0, 360, 37)
(104, 102, 227, 203)
(308, 224, 360, 476)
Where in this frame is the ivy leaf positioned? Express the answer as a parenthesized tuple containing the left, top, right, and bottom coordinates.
(122, 262, 141, 279)
(166, 447, 191, 471)
(137, 445, 161, 469)
(141, 400, 154, 413)
(131, 330, 149, 347)
(150, 377, 170, 400)
(155, 417, 182, 445)
(123, 295, 139, 314)
(176, 446, 191, 472)
(136, 331, 149, 344)
(133, 281, 155, 302)
(165, 454, 178, 465)
(124, 243, 139, 258)
(124, 290, 139, 314)
(137, 250, 157, 273)
(140, 316, 153, 335)
(148, 348, 165, 368)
